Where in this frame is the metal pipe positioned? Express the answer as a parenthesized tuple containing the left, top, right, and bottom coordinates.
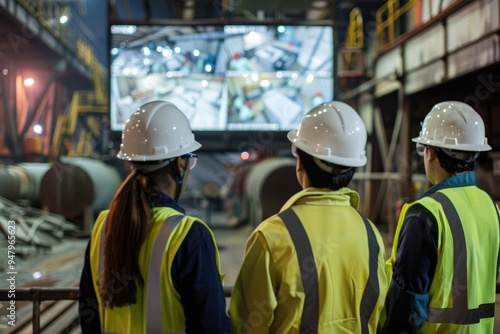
(59, 157, 122, 213)
(245, 158, 301, 227)
(39, 158, 122, 229)
(0, 163, 50, 203)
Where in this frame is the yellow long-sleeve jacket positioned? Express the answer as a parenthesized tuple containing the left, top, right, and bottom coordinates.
(230, 187, 388, 333)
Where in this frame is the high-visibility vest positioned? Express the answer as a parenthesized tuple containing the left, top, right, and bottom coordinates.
(390, 187, 500, 333)
(230, 187, 389, 333)
(89, 207, 223, 334)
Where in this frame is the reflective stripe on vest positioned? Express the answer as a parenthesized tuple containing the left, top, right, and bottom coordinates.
(278, 209, 380, 334)
(98, 215, 186, 334)
(493, 198, 500, 278)
(427, 192, 495, 324)
(147, 214, 184, 333)
(358, 212, 381, 334)
(279, 208, 319, 334)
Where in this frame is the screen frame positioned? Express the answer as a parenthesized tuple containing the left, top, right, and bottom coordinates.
(107, 19, 336, 135)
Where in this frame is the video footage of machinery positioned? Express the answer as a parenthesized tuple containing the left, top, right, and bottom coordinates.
(1, 0, 500, 333)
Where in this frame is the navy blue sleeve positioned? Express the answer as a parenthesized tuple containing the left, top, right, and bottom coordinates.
(171, 222, 231, 334)
(78, 240, 102, 334)
(382, 204, 438, 333)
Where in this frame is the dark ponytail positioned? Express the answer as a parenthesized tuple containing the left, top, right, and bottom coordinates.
(99, 170, 152, 308)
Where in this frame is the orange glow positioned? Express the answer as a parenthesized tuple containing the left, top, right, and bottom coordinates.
(416, 0, 422, 25)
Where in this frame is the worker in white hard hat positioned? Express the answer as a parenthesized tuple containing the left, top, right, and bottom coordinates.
(381, 101, 500, 333)
(229, 101, 389, 333)
(78, 101, 230, 333)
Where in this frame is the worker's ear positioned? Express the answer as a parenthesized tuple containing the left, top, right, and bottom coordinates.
(296, 155, 304, 173)
(427, 146, 437, 161)
(295, 155, 310, 189)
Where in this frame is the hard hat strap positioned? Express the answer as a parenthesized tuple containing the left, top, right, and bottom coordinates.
(312, 157, 352, 175)
(440, 147, 479, 163)
(173, 158, 189, 202)
(132, 159, 174, 174)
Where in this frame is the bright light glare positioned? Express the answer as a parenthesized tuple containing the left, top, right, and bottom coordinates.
(33, 125, 43, 134)
(278, 26, 286, 33)
(24, 78, 34, 86)
(205, 64, 212, 72)
(60, 15, 68, 24)
(193, 50, 200, 57)
(201, 80, 208, 87)
(260, 80, 270, 88)
(240, 151, 250, 160)
(111, 25, 137, 35)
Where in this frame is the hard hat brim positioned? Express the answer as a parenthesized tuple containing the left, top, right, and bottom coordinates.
(288, 129, 367, 167)
(117, 141, 202, 161)
(411, 137, 492, 152)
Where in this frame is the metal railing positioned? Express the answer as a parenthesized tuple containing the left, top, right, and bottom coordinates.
(2, 283, 500, 333)
(376, 0, 417, 47)
(0, 288, 79, 333)
(0, 286, 234, 333)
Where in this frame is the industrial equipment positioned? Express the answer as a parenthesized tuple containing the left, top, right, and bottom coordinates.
(0, 163, 50, 205)
(244, 157, 301, 227)
(39, 157, 122, 232)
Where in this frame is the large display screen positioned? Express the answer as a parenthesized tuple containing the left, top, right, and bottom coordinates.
(109, 23, 334, 131)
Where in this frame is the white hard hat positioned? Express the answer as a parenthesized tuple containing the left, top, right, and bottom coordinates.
(117, 101, 201, 161)
(412, 101, 491, 152)
(288, 101, 367, 167)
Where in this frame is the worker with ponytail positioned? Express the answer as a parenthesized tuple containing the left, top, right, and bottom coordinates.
(79, 101, 230, 333)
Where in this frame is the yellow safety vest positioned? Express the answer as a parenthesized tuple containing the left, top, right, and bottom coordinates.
(89, 207, 223, 334)
(388, 186, 500, 333)
(230, 187, 388, 333)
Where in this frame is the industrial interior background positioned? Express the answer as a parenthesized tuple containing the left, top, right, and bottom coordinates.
(0, 0, 500, 332)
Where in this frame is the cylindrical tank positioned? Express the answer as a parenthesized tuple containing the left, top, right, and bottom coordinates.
(244, 157, 301, 227)
(0, 163, 51, 204)
(40, 157, 122, 219)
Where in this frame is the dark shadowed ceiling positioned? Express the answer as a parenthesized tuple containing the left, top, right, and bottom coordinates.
(108, 0, 386, 48)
